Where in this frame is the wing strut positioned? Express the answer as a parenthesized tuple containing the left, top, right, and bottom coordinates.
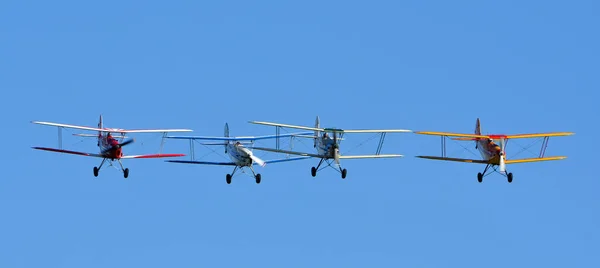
(58, 127, 63, 149)
(441, 136, 446, 157)
(276, 126, 280, 151)
(189, 139, 195, 160)
(159, 132, 167, 154)
(540, 136, 549, 158)
(375, 133, 386, 155)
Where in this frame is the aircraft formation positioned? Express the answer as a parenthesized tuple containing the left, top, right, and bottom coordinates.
(31, 115, 574, 184)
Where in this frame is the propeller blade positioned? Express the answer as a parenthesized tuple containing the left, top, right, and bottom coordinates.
(334, 148, 340, 166)
(101, 138, 135, 154)
(119, 138, 135, 147)
(250, 154, 266, 167)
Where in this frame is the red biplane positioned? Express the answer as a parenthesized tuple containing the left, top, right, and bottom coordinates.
(32, 115, 192, 178)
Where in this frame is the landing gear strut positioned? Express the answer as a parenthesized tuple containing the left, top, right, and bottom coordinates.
(117, 159, 129, 178)
(477, 164, 491, 183)
(311, 159, 324, 177)
(93, 158, 106, 177)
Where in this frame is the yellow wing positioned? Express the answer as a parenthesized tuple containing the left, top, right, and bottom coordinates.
(414, 131, 490, 139)
(416, 156, 490, 164)
(505, 132, 575, 139)
(505, 156, 567, 164)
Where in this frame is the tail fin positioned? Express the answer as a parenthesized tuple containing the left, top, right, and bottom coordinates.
(314, 116, 320, 148)
(224, 123, 230, 153)
(97, 114, 104, 147)
(475, 118, 481, 149)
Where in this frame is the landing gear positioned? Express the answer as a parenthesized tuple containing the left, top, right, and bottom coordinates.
(477, 172, 483, 183)
(117, 159, 129, 179)
(255, 174, 261, 184)
(507, 173, 513, 183)
(341, 168, 347, 179)
(226, 174, 232, 184)
(311, 167, 317, 177)
(93, 158, 106, 177)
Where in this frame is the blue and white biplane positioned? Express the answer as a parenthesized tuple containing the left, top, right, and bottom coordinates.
(165, 123, 311, 184)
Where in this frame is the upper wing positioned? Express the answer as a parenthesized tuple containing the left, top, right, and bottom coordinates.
(32, 121, 192, 133)
(415, 131, 575, 140)
(339, 154, 404, 159)
(262, 156, 311, 164)
(505, 156, 567, 164)
(504, 132, 575, 139)
(32, 147, 104, 158)
(249, 121, 324, 132)
(121, 154, 186, 159)
(414, 131, 490, 139)
(251, 147, 325, 158)
(416, 155, 490, 164)
(166, 160, 237, 166)
(166, 132, 312, 141)
(342, 129, 412, 133)
(249, 121, 411, 134)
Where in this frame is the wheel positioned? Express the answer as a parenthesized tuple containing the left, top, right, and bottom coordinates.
(93, 167, 99, 177)
(341, 169, 347, 179)
(311, 167, 317, 177)
(123, 168, 129, 178)
(477, 172, 483, 183)
(255, 174, 261, 184)
(507, 173, 513, 183)
(226, 174, 232, 184)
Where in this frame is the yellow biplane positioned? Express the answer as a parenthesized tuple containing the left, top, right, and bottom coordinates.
(415, 118, 574, 183)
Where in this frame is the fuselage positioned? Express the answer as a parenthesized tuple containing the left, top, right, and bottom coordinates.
(476, 137, 504, 165)
(315, 133, 336, 158)
(227, 142, 253, 166)
(97, 132, 122, 159)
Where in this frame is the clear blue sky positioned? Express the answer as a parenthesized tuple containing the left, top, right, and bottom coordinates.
(1, 0, 597, 267)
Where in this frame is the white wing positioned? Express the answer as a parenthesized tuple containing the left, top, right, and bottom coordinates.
(32, 121, 192, 133)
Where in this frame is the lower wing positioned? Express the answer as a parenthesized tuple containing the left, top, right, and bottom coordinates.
(121, 154, 185, 159)
(339, 154, 404, 159)
(251, 147, 325, 158)
(32, 147, 104, 158)
(166, 160, 237, 166)
(505, 156, 567, 164)
(263, 156, 311, 164)
(416, 155, 490, 164)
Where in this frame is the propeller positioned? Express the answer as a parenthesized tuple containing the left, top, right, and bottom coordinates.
(499, 138, 506, 173)
(240, 146, 266, 167)
(250, 154, 266, 167)
(102, 138, 135, 154)
(333, 131, 340, 166)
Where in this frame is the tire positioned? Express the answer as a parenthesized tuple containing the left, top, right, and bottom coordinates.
(507, 173, 513, 183)
(123, 168, 129, 179)
(93, 167, 99, 177)
(226, 174, 232, 184)
(311, 167, 317, 177)
(255, 174, 261, 184)
(341, 169, 347, 179)
(477, 173, 483, 183)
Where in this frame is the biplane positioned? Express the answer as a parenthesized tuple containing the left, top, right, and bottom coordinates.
(165, 123, 312, 184)
(31, 115, 192, 178)
(249, 116, 411, 179)
(415, 118, 574, 183)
